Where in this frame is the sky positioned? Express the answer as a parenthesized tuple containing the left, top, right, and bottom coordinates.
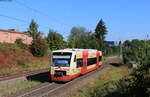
(0, 0, 150, 41)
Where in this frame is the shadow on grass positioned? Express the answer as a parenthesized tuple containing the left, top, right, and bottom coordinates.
(103, 92, 122, 97)
(26, 71, 52, 83)
(26, 71, 70, 84)
(109, 62, 124, 67)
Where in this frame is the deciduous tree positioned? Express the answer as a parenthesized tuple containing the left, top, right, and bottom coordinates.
(46, 29, 64, 50)
(30, 38, 48, 57)
(68, 26, 87, 48)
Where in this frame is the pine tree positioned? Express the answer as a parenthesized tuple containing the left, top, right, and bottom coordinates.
(95, 19, 107, 50)
(28, 19, 41, 40)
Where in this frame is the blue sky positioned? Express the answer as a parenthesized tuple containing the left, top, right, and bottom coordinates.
(0, 0, 150, 41)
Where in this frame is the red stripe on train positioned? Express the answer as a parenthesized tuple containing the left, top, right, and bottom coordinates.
(81, 51, 88, 74)
(96, 51, 100, 67)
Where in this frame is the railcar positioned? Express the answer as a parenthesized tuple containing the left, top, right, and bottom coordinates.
(50, 49, 102, 82)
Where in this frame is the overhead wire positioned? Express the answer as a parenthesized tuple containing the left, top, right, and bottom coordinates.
(0, 0, 72, 38)
(0, 13, 51, 29)
(14, 0, 72, 38)
(15, 0, 72, 27)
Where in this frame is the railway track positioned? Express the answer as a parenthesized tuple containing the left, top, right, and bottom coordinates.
(0, 69, 50, 81)
(8, 57, 120, 97)
(0, 69, 50, 89)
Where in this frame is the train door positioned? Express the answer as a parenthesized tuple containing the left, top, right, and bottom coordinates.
(81, 51, 88, 74)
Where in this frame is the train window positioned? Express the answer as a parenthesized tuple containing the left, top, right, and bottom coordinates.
(52, 52, 72, 67)
(87, 57, 97, 66)
(74, 55, 76, 62)
(77, 58, 83, 68)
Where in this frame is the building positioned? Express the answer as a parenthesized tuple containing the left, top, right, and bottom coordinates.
(0, 29, 32, 45)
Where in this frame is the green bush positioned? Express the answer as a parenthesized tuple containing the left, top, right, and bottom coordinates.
(91, 81, 117, 97)
(30, 38, 48, 57)
(115, 63, 150, 97)
(15, 38, 23, 45)
(104, 45, 120, 56)
(123, 39, 150, 64)
(15, 39, 29, 50)
(90, 63, 150, 97)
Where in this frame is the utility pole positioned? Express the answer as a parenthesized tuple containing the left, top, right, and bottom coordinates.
(119, 40, 123, 60)
(118, 37, 123, 60)
(72, 36, 75, 48)
(145, 32, 149, 57)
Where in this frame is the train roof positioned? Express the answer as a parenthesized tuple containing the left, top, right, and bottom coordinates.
(52, 48, 100, 53)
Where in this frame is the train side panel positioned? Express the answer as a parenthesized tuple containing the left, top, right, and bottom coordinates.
(77, 51, 102, 75)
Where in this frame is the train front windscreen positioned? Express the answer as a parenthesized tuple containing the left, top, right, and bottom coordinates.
(52, 52, 72, 67)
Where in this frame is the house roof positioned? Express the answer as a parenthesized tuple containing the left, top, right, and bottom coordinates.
(0, 29, 31, 36)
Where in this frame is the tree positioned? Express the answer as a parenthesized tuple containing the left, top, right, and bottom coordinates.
(28, 19, 41, 40)
(75, 31, 99, 49)
(30, 38, 48, 57)
(123, 39, 150, 64)
(46, 29, 64, 50)
(15, 38, 24, 46)
(68, 26, 87, 48)
(95, 19, 108, 50)
(68, 27, 99, 49)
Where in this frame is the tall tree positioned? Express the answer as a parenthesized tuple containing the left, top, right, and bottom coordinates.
(28, 19, 41, 40)
(68, 26, 87, 48)
(47, 29, 64, 50)
(68, 26, 99, 49)
(76, 31, 99, 49)
(95, 19, 108, 50)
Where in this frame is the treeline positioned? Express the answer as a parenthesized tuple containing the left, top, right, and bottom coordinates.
(123, 39, 150, 65)
(121, 39, 150, 70)
(22, 19, 120, 57)
(118, 39, 150, 97)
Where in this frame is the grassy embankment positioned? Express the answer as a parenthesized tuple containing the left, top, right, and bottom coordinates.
(0, 80, 40, 97)
(0, 43, 50, 77)
(0, 43, 50, 97)
(71, 61, 130, 97)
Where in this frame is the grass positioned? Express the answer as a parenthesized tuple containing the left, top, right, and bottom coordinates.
(0, 80, 41, 97)
(70, 65, 130, 97)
